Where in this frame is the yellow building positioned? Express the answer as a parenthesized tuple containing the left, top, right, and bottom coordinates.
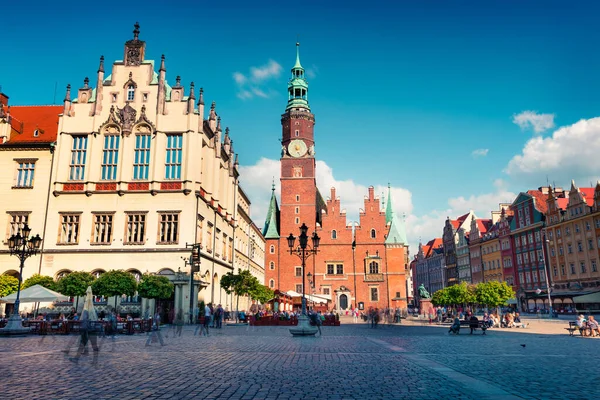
(481, 223, 503, 282)
(1, 24, 265, 319)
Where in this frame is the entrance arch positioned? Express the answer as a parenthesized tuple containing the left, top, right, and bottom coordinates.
(339, 294, 348, 310)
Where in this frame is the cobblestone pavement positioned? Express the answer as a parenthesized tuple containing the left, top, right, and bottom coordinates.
(1, 322, 597, 400)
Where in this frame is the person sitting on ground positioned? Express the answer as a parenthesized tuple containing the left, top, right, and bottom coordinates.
(576, 314, 588, 336)
(482, 313, 492, 329)
(449, 315, 461, 335)
(587, 315, 599, 337)
(513, 312, 528, 328)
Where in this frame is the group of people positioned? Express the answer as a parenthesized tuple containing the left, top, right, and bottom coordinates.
(575, 314, 600, 337)
(362, 307, 405, 327)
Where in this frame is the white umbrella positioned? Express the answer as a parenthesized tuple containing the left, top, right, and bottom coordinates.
(0, 284, 69, 303)
(82, 286, 98, 321)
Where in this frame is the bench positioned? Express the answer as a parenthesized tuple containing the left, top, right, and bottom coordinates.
(449, 320, 489, 335)
(566, 321, 581, 336)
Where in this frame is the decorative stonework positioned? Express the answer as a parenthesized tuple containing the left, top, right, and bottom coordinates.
(96, 182, 117, 191)
(161, 182, 182, 190)
(128, 182, 149, 191)
(63, 183, 84, 191)
(118, 103, 137, 135)
(124, 22, 145, 66)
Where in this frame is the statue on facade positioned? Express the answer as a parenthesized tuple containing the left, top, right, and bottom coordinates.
(418, 284, 431, 299)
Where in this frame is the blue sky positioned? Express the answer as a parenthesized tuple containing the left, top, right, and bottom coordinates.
(3, 1, 600, 251)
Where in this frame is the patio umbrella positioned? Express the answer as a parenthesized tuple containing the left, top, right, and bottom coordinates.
(0, 284, 69, 303)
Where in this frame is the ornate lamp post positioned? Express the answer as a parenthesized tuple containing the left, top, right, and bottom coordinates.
(2, 224, 43, 333)
(287, 223, 320, 336)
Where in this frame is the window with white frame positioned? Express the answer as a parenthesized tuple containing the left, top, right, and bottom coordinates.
(7, 213, 29, 239)
(59, 213, 80, 244)
(336, 264, 344, 274)
(92, 213, 113, 244)
(158, 212, 179, 244)
(14, 160, 35, 188)
(327, 264, 334, 274)
(270, 245, 275, 254)
(269, 261, 275, 270)
(125, 213, 146, 244)
(370, 229, 376, 239)
(133, 134, 151, 180)
(69, 136, 88, 181)
(165, 135, 182, 180)
(101, 135, 120, 180)
(127, 85, 135, 101)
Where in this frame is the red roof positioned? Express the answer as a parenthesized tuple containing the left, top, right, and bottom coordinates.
(477, 219, 492, 234)
(527, 190, 548, 214)
(580, 188, 595, 207)
(450, 212, 470, 230)
(557, 198, 569, 210)
(424, 238, 443, 257)
(4, 105, 61, 144)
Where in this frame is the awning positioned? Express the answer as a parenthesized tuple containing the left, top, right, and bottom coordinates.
(572, 291, 600, 303)
(0, 284, 69, 304)
(284, 291, 330, 304)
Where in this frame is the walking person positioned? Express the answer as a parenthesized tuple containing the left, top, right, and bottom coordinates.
(68, 286, 100, 365)
(203, 303, 211, 336)
(175, 309, 184, 337)
(146, 307, 165, 346)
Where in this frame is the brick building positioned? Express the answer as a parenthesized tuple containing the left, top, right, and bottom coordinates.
(263, 44, 409, 312)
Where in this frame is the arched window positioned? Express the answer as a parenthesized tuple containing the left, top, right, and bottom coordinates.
(127, 85, 135, 101)
(370, 229, 376, 239)
(270, 261, 275, 270)
(369, 261, 379, 274)
(331, 230, 337, 239)
(269, 279, 275, 288)
(270, 245, 275, 254)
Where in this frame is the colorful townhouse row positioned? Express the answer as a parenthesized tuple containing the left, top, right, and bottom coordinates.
(411, 183, 600, 313)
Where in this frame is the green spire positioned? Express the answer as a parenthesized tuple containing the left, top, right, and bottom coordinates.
(286, 42, 310, 111)
(385, 184, 408, 245)
(262, 181, 280, 238)
(293, 42, 303, 69)
(385, 183, 393, 224)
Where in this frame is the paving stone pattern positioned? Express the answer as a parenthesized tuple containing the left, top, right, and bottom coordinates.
(0, 323, 596, 400)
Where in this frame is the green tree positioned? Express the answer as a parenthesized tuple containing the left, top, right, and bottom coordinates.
(431, 287, 450, 306)
(91, 270, 137, 308)
(0, 275, 19, 298)
(56, 271, 95, 310)
(137, 274, 174, 313)
(249, 284, 274, 305)
(22, 274, 57, 291)
(221, 269, 260, 321)
(475, 281, 515, 308)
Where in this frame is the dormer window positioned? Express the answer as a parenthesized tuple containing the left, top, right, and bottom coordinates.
(127, 85, 135, 101)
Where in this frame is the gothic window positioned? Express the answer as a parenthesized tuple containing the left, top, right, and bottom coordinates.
(370, 229, 376, 239)
(270, 245, 275, 254)
(296, 195, 300, 202)
(295, 130, 299, 137)
(331, 230, 337, 239)
(69, 136, 88, 181)
(133, 134, 151, 180)
(269, 261, 275, 270)
(127, 85, 135, 101)
(269, 279, 275, 288)
(165, 135, 182, 180)
(369, 261, 379, 274)
(101, 135, 120, 180)
(295, 207, 299, 214)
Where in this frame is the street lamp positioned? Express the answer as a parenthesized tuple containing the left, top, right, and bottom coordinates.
(287, 223, 320, 336)
(539, 253, 554, 318)
(1, 224, 43, 333)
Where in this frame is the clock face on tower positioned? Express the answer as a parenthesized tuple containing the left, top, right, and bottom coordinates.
(288, 139, 307, 158)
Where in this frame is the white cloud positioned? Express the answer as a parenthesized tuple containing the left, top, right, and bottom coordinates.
(512, 110, 555, 134)
(505, 116, 600, 184)
(306, 64, 319, 79)
(238, 157, 412, 234)
(233, 60, 282, 100)
(239, 159, 516, 258)
(250, 60, 282, 82)
(471, 148, 489, 158)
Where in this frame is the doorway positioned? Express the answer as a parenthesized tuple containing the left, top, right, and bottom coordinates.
(339, 294, 348, 310)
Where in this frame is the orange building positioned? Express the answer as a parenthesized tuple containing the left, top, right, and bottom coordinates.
(263, 44, 409, 312)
